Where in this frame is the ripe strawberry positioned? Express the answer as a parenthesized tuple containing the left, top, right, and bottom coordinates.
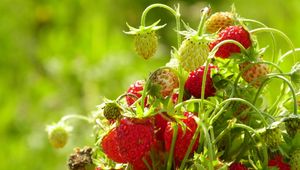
(134, 31, 158, 59)
(229, 162, 248, 170)
(115, 118, 155, 163)
(171, 91, 191, 104)
(68, 147, 95, 170)
(164, 112, 199, 162)
(205, 12, 234, 33)
(103, 102, 122, 121)
(154, 113, 169, 141)
(46, 123, 71, 149)
(239, 60, 269, 88)
(209, 26, 251, 58)
(149, 68, 179, 98)
(184, 64, 218, 98)
(290, 149, 300, 170)
(130, 154, 151, 170)
(126, 80, 145, 106)
(101, 129, 126, 163)
(178, 37, 209, 72)
(268, 154, 291, 170)
(284, 115, 300, 138)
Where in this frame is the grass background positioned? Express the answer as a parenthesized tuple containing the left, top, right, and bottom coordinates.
(0, 0, 299, 169)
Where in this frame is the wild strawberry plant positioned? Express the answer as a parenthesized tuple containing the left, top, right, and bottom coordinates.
(46, 3, 300, 170)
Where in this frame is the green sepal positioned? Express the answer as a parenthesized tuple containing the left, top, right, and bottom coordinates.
(124, 20, 166, 35)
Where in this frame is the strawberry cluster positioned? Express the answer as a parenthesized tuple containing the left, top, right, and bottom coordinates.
(47, 3, 300, 170)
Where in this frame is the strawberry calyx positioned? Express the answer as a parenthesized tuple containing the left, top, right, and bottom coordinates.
(124, 20, 166, 35)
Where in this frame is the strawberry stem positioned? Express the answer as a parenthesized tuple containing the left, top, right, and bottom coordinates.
(212, 118, 236, 145)
(233, 123, 269, 167)
(174, 99, 216, 110)
(167, 122, 178, 170)
(60, 114, 92, 124)
(240, 18, 277, 64)
(179, 116, 214, 170)
(264, 75, 298, 115)
(210, 98, 272, 126)
(278, 48, 300, 66)
(140, 3, 182, 48)
(250, 27, 296, 64)
(196, 7, 210, 36)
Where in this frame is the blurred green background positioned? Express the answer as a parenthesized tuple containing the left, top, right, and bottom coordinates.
(0, 0, 299, 169)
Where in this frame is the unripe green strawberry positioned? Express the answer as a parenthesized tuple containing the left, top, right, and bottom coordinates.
(178, 36, 209, 72)
(46, 123, 71, 149)
(261, 126, 282, 148)
(284, 115, 300, 138)
(148, 67, 179, 98)
(290, 149, 300, 170)
(68, 147, 95, 170)
(134, 31, 158, 59)
(125, 20, 165, 60)
(205, 12, 234, 33)
(239, 59, 269, 88)
(103, 102, 122, 121)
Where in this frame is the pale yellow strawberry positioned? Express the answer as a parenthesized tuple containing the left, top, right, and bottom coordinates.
(205, 12, 234, 33)
(134, 31, 158, 59)
(46, 123, 71, 148)
(239, 60, 269, 88)
(178, 37, 209, 72)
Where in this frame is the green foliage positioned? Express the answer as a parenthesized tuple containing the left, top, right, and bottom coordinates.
(0, 0, 300, 169)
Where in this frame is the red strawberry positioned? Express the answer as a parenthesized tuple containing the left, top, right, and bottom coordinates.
(164, 112, 199, 162)
(126, 80, 146, 106)
(209, 26, 251, 59)
(130, 155, 151, 170)
(101, 129, 126, 163)
(184, 64, 218, 98)
(229, 162, 248, 170)
(154, 113, 169, 141)
(116, 118, 155, 163)
(171, 92, 191, 104)
(268, 155, 291, 170)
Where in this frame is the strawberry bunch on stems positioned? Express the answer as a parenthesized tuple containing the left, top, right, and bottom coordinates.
(46, 3, 300, 170)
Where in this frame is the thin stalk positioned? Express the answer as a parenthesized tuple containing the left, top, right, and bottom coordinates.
(240, 18, 277, 64)
(143, 157, 152, 170)
(213, 119, 236, 144)
(60, 114, 92, 124)
(233, 123, 268, 167)
(267, 75, 298, 115)
(278, 48, 300, 65)
(167, 123, 178, 170)
(180, 117, 214, 170)
(140, 3, 181, 48)
(250, 27, 296, 64)
(197, 7, 210, 36)
(177, 67, 185, 104)
(210, 98, 273, 126)
(174, 98, 216, 110)
(179, 121, 201, 169)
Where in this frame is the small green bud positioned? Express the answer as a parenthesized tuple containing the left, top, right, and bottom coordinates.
(103, 102, 122, 120)
(46, 123, 71, 149)
(284, 114, 300, 138)
(260, 123, 282, 148)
